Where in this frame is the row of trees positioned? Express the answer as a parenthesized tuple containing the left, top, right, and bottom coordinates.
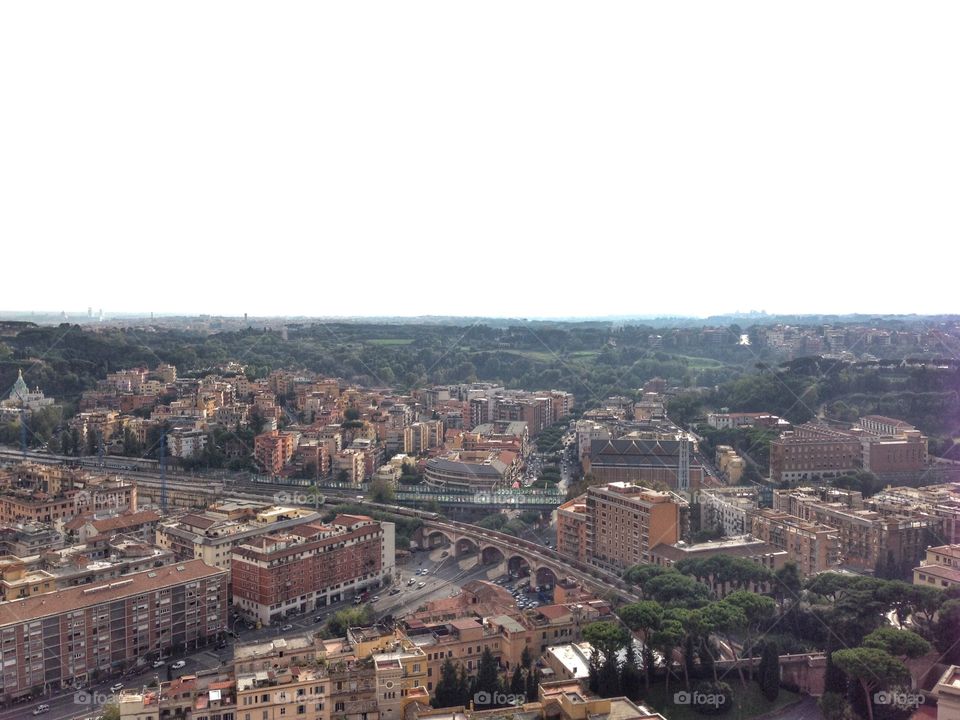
(432, 647, 541, 709)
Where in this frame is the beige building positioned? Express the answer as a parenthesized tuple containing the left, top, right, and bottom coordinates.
(585, 482, 683, 572)
(914, 544, 960, 591)
(750, 509, 840, 576)
(157, 501, 322, 576)
(935, 665, 960, 720)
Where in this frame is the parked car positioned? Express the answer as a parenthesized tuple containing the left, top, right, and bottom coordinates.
(172, 660, 187, 670)
(111, 683, 125, 693)
(407, 578, 416, 586)
(281, 624, 294, 632)
(314, 616, 324, 623)
(152, 659, 165, 668)
(389, 588, 400, 595)
(32, 705, 50, 716)
(417, 581, 426, 589)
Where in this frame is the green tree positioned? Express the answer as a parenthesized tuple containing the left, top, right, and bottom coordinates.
(757, 641, 780, 702)
(100, 704, 121, 720)
(520, 646, 533, 671)
(434, 659, 464, 708)
(525, 666, 540, 703)
(725, 591, 775, 681)
(652, 618, 684, 694)
(618, 600, 662, 690)
(832, 647, 910, 720)
(370, 478, 395, 503)
(475, 647, 501, 703)
(819, 692, 855, 720)
(510, 665, 525, 694)
(934, 600, 960, 663)
(862, 627, 930, 660)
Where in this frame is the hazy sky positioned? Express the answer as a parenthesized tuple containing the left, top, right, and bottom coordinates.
(2, 2, 957, 319)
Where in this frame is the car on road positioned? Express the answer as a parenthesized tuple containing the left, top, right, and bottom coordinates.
(370, 596, 380, 603)
(153, 659, 165, 668)
(32, 704, 50, 715)
(417, 581, 426, 589)
(389, 588, 400, 595)
(281, 624, 294, 632)
(407, 578, 416, 586)
(111, 683, 125, 693)
(314, 616, 324, 623)
(172, 660, 187, 670)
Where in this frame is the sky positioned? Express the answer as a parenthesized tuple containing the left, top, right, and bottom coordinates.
(2, 2, 958, 320)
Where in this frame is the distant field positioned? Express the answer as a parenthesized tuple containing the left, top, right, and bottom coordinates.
(365, 338, 415, 346)
(674, 354, 725, 368)
(496, 349, 599, 363)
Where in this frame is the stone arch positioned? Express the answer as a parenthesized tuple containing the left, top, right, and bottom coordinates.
(455, 537, 478, 556)
(507, 555, 531, 578)
(480, 545, 506, 566)
(535, 566, 558, 589)
(426, 530, 454, 548)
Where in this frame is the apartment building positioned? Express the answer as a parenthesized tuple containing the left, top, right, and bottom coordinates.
(584, 482, 683, 572)
(869, 483, 960, 545)
(0, 538, 173, 601)
(750, 509, 840, 576)
(231, 514, 391, 624)
(255, 430, 298, 475)
(769, 423, 861, 484)
(0, 559, 227, 702)
(774, 487, 934, 570)
(556, 497, 588, 564)
(699, 486, 759, 536)
(237, 665, 331, 720)
(913, 544, 960, 591)
(156, 503, 323, 577)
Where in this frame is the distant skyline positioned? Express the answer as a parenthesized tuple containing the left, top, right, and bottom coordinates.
(2, 2, 957, 319)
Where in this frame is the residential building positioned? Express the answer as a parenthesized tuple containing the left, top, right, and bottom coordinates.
(750, 509, 840, 576)
(584, 482, 684, 572)
(156, 502, 323, 577)
(913, 544, 960, 591)
(556, 497, 588, 564)
(119, 676, 237, 720)
(774, 486, 935, 571)
(706, 412, 790, 431)
(0, 559, 226, 702)
(699, 486, 759, 536)
(237, 665, 331, 720)
(769, 423, 861, 484)
(231, 514, 391, 624)
(255, 430, 298, 475)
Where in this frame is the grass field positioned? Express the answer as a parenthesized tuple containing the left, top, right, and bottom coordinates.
(643, 680, 801, 720)
(365, 338, 415, 346)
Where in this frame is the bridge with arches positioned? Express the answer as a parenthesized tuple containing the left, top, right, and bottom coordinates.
(415, 518, 640, 603)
